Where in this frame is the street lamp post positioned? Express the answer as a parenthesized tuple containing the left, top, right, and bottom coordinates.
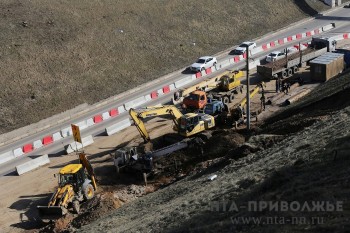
(243, 46, 250, 130)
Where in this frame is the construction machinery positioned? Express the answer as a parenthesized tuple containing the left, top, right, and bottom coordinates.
(173, 70, 243, 107)
(129, 105, 215, 146)
(179, 70, 243, 111)
(111, 138, 201, 174)
(37, 153, 97, 220)
(208, 70, 244, 104)
(111, 106, 214, 174)
(218, 82, 265, 127)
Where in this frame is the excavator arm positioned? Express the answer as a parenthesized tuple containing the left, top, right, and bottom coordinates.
(79, 153, 97, 190)
(238, 82, 266, 108)
(129, 105, 184, 143)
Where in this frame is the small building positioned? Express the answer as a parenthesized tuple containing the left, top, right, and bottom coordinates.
(309, 52, 344, 82)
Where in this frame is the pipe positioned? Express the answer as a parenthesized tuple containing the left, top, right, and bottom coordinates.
(285, 89, 312, 105)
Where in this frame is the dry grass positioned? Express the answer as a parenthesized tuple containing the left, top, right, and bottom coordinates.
(0, 0, 330, 133)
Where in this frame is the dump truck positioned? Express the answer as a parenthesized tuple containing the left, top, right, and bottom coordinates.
(37, 153, 97, 220)
(257, 37, 337, 80)
(182, 90, 208, 110)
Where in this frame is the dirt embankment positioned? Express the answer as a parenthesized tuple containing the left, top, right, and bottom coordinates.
(0, 0, 330, 134)
(76, 75, 350, 232)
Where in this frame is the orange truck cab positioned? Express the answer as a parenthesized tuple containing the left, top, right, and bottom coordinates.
(182, 90, 207, 110)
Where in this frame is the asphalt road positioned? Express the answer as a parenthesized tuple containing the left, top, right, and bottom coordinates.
(1, 6, 350, 176)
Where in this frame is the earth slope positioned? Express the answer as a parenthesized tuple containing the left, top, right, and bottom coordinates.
(79, 72, 350, 232)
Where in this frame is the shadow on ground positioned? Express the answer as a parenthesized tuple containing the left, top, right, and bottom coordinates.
(293, 0, 319, 16)
(9, 193, 51, 230)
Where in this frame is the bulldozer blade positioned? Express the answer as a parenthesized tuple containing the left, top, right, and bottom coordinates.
(37, 206, 67, 220)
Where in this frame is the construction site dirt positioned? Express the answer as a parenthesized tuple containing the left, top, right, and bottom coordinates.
(2, 44, 350, 232)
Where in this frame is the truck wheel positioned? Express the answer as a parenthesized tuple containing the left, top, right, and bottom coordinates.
(223, 96, 230, 104)
(293, 66, 298, 74)
(83, 184, 94, 200)
(73, 200, 80, 214)
(288, 68, 293, 77)
(229, 94, 235, 102)
(282, 70, 288, 78)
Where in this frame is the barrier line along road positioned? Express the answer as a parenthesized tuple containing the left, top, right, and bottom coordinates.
(16, 154, 50, 176)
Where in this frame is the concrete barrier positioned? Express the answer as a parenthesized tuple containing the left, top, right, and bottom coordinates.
(52, 132, 63, 141)
(61, 126, 73, 138)
(219, 60, 230, 68)
(251, 47, 263, 55)
(76, 120, 88, 130)
(65, 135, 94, 154)
(169, 84, 176, 91)
(117, 106, 126, 114)
(16, 154, 50, 175)
(157, 88, 164, 96)
(322, 23, 334, 32)
(144, 94, 152, 101)
(331, 34, 345, 41)
(201, 70, 206, 77)
(33, 139, 43, 149)
(102, 111, 110, 120)
(105, 118, 132, 136)
(13, 148, 24, 157)
(174, 77, 193, 88)
(124, 96, 147, 110)
(0, 151, 15, 164)
(86, 118, 94, 127)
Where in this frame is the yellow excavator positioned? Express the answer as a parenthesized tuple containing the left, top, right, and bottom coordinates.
(129, 105, 215, 151)
(37, 153, 97, 220)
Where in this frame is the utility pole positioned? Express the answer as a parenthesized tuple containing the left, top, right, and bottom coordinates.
(245, 46, 250, 130)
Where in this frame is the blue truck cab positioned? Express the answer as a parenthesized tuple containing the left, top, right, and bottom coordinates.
(203, 100, 226, 116)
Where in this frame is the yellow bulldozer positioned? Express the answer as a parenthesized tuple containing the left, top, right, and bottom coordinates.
(37, 153, 97, 220)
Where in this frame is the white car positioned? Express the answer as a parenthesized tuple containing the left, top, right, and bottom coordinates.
(234, 41, 257, 54)
(190, 56, 217, 72)
(266, 51, 285, 63)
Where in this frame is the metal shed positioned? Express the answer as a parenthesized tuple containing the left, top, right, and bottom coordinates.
(310, 52, 344, 82)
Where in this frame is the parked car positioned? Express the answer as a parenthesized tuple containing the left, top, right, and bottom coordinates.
(266, 51, 285, 63)
(190, 56, 217, 72)
(233, 41, 257, 55)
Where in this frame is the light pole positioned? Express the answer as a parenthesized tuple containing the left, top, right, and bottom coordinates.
(242, 45, 250, 130)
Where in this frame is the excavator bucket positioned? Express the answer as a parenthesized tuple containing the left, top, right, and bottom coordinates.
(37, 206, 67, 220)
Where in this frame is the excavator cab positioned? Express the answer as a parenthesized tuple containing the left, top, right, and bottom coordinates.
(178, 113, 215, 137)
(58, 164, 86, 191)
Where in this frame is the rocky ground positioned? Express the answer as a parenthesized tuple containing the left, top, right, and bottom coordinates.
(71, 72, 350, 232)
(0, 0, 330, 134)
